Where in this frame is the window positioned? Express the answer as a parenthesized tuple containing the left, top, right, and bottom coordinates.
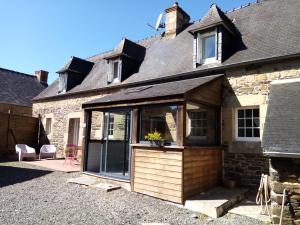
(113, 61, 119, 80)
(59, 73, 68, 93)
(104, 114, 114, 138)
(189, 111, 207, 139)
(198, 31, 217, 64)
(186, 102, 218, 146)
(140, 105, 178, 144)
(45, 118, 52, 134)
(236, 108, 260, 141)
(108, 60, 121, 83)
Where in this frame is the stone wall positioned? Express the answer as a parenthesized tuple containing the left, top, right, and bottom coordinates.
(32, 92, 109, 158)
(269, 158, 300, 225)
(222, 58, 300, 187)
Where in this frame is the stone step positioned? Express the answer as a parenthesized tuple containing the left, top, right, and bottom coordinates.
(184, 186, 248, 218)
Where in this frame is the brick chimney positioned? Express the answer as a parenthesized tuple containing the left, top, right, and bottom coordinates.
(164, 2, 190, 38)
(35, 70, 48, 86)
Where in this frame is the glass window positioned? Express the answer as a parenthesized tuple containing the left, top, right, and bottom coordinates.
(45, 118, 52, 134)
(202, 34, 216, 60)
(140, 105, 178, 144)
(113, 61, 119, 80)
(104, 114, 115, 138)
(237, 108, 260, 140)
(187, 103, 218, 146)
(59, 73, 68, 93)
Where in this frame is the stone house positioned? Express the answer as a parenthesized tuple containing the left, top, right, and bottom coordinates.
(0, 68, 47, 154)
(33, 0, 300, 213)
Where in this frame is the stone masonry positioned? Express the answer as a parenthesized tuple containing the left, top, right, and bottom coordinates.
(33, 91, 109, 158)
(222, 58, 300, 187)
(269, 158, 300, 225)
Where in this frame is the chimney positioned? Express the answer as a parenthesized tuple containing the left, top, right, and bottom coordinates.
(164, 2, 190, 38)
(35, 70, 48, 86)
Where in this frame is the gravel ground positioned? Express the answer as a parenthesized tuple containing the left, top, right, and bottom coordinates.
(0, 161, 265, 225)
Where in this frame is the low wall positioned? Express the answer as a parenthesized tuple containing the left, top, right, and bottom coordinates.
(132, 145, 222, 204)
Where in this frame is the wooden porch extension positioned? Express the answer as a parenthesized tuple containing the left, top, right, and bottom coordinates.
(82, 75, 224, 204)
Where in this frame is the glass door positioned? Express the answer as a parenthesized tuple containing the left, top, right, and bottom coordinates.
(101, 110, 131, 179)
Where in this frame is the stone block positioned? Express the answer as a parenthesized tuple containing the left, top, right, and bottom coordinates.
(271, 181, 300, 194)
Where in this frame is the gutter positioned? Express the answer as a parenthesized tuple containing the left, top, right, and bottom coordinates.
(33, 52, 300, 103)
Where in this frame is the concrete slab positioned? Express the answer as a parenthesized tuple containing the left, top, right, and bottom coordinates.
(91, 183, 121, 192)
(68, 176, 98, 186)
(184, 186, 248, 218)
(229, 196, 271, 223)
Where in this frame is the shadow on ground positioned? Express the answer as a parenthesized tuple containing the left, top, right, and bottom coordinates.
(0, 161, 52, 188)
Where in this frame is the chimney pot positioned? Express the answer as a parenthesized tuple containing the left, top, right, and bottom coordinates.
(35, 70, 48, 86)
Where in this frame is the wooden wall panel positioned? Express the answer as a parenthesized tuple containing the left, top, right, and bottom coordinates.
(133, 148, 183, 203)
(183, 148, 222, 199)
(0, 112, 38, 154)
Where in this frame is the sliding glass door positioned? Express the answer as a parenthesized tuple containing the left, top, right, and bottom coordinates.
(101, 110, 131, 179)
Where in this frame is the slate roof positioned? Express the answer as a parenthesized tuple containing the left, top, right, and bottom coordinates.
(188, 4, 236, 35)
(262, 79, 300, 157)
(103, 38, 146, 62)
(83, 74, 223, 107)
(35, 0, 300, 101)
(57, 56, 94, 74)
(0, 68, 46, 107)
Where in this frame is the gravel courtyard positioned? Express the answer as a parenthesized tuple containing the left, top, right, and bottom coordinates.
(0, 161, 265, 225)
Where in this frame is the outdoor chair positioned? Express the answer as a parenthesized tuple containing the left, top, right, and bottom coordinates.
(39, 145, 57, 160)
(64, 144, 78, 165)
(15, 144, 36, 161)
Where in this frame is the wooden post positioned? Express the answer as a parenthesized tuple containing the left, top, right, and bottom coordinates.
(130, 108, 139, 191)
(177, 103, 186, 146)
(82, 110, 92, 172)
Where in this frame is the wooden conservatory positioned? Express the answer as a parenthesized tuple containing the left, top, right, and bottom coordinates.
(82, 75, 223, 204)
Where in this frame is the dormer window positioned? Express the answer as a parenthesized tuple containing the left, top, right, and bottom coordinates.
(108, 59, 122, 84)
(113, 61, 119, 82)
(198, 30, 217, 64)
(59, 73, 68, 93)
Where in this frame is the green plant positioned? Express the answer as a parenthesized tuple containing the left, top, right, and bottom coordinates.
(145, 131, 162, 141)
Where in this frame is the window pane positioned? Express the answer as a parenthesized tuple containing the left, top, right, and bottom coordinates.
(253, 118, 260, 127)
(254, 128, 260, 137)
(238, 129, 245, 137)
(246, 119, 252, 127)
(246, 109, 252, 118)
(238, 119, 244, 127)
(238, 110, 244, 118)
(113, 62, 119, 79)
(253, 109, 259, 117)
(246, 128, 252, 137)
(202, 35, 216, 59)
(140, 105, 177, 143)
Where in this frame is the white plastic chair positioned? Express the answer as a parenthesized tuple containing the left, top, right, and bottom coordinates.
(15, 144, 36, 161)
(39, 145, 56, 160)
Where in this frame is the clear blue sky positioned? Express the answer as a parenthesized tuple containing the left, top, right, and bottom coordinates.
(0, 0, 252, 84)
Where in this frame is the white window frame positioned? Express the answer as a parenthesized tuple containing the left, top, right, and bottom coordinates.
(59, 73, 68, 93)
(111, 59, 121, 83)
(188, 110, 207, 140)
(198, 29, 218, 64)
(235, 107, 261, 142)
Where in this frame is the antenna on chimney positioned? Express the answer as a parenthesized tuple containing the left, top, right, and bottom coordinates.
(147, 13, 165, 31)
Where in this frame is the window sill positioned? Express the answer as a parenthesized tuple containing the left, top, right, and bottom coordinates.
(130, 143, 184, 149)
(235, 138, 261, 142)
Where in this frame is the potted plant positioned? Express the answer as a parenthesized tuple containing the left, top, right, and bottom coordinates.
(145, 131, 164, 147)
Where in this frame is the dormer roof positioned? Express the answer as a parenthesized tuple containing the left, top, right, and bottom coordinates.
(188, 4, 236, 35)
(103, 38, 146, 62)
(57, 56, 94, 75)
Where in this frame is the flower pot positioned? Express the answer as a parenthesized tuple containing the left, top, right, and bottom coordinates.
(223, 179, 237, 189)
(150, 140, 164, 147)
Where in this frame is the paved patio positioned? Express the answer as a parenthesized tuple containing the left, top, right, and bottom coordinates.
(23, 159, 80, 172)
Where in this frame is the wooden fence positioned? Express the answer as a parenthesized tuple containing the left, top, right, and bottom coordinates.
(0, 112, 39, 155)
